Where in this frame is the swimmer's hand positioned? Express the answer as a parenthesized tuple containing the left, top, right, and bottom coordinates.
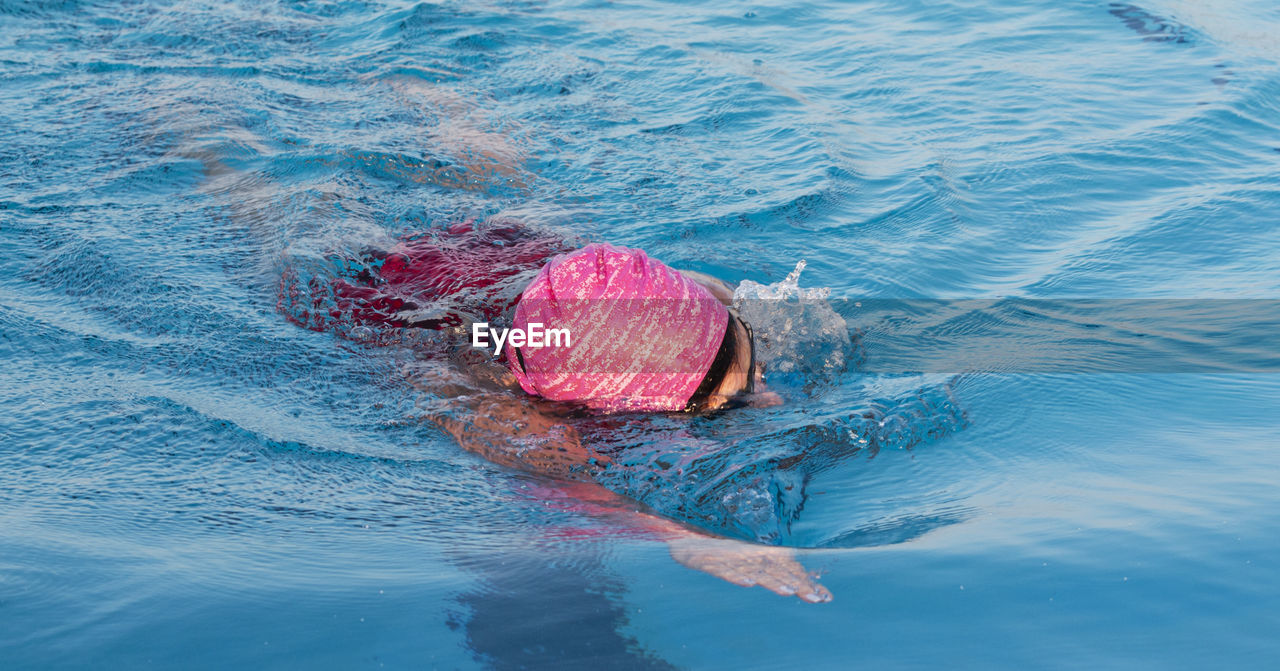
(667, 534, 832, 603)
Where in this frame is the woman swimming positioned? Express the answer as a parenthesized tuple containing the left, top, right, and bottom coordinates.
(182, 72, 828, 601)
(283, 222, 765, 413)
(280, 221, 831, 602)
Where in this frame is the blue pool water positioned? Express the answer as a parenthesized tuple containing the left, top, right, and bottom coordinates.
(3, 0, 1280, 667)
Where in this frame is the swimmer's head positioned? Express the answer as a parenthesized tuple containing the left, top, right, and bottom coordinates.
(505, 243, 757, 413)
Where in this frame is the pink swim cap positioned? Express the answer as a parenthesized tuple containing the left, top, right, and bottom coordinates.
(505, 243, 730, 412)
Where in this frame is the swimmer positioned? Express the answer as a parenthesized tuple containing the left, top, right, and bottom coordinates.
(282, 221, 831, 602)
(174, 73, 830, 602)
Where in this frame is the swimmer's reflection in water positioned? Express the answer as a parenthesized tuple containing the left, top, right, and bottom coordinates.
(280, 223, 832, 602)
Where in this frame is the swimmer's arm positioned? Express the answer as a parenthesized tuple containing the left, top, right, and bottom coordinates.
(425, 394, 611, 482)
(420, 392, 827, 600)
(404, 364, 826, 601)
(404, 360, 608, 480)
(545, 480, 832, 603)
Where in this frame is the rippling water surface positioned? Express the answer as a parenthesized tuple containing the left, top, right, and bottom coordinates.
(3, 0, 1280, 668)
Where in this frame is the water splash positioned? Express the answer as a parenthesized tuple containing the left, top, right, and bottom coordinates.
(733, 260, 830, 302)
(588, 378, 969, 546)
(733, 260, 852, 396)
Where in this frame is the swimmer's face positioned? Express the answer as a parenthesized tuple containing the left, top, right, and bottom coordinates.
(678, 270, 781, 412)
(702, 314, 768, 412)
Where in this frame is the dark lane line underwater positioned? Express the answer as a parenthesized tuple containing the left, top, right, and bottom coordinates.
(3, 0, 1280, 668)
